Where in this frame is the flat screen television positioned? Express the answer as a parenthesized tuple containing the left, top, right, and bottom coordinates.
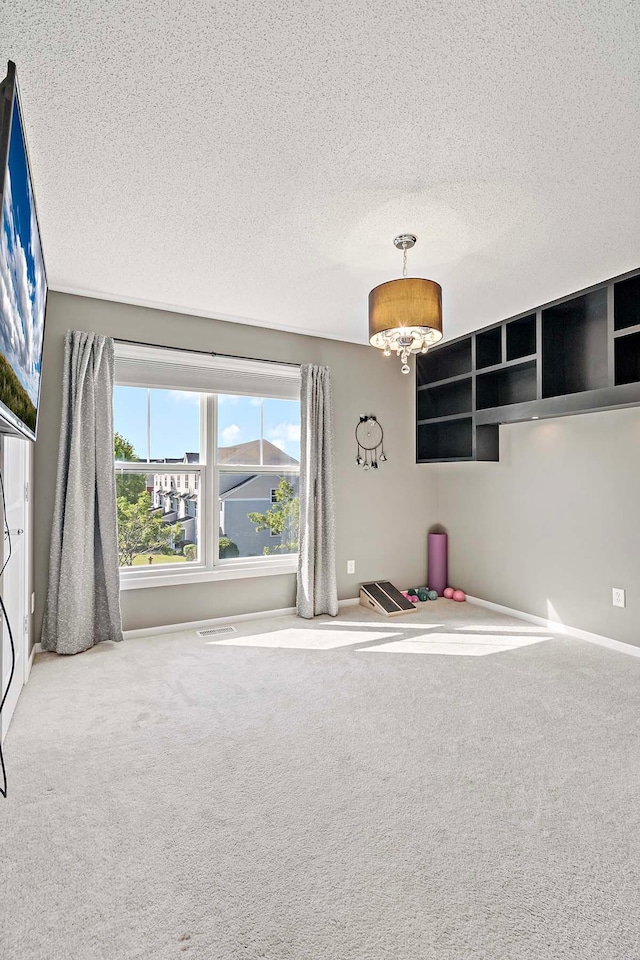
(0, 61, 47, 442)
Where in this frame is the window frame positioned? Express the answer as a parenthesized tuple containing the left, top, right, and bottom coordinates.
(115, 378, 300, 589)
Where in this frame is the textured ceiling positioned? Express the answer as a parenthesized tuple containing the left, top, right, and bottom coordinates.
(4, 1, 640, 343)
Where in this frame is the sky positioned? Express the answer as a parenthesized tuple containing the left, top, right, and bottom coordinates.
(0, 95, 47, 406)
(113, 387, 301, 462)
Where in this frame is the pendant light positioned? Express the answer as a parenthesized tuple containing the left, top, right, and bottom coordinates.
(368, 235, 443, 374)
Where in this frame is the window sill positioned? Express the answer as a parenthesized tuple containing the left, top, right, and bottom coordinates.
(119, 560, 298, 591)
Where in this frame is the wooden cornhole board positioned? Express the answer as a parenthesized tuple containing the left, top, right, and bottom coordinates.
(360, 581, 418, 617)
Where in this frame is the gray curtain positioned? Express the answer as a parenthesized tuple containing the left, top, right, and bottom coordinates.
(41, 331, 123, 655)
(297, 365, 339, 618)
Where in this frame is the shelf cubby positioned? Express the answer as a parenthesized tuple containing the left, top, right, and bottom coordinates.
(417, 337, 471, 386)
(615, 331, 640, 386)
(475, 424, 500, 461)
(475, 327, 502, 369)
(476, 360, 537, 410)
(417, 418, 473, 461)
(614, 275, 640, 331)
(541, 289, 608, 398)
(417, 377, 472, 420)
(506, 314, 536, 361)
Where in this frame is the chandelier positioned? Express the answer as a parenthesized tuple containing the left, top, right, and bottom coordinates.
(368, 235, 443, 374)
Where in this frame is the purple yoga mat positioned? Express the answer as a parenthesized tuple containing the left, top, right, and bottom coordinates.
(428, 532, 448, 596)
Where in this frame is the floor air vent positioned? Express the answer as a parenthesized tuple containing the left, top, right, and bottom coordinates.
(196, 625, 237, 638)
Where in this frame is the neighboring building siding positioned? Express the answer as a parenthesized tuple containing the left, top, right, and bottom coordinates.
(220, 474, 299, 557)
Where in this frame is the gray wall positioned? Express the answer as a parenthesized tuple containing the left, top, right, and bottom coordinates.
(435, 408, 640, 647)
(35, 292, 436, 633)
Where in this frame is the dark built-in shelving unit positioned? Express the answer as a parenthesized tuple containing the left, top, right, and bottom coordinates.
(416, 266, 640, 463)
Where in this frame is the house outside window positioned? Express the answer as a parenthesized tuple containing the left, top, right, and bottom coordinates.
(113, 344, 301, 584)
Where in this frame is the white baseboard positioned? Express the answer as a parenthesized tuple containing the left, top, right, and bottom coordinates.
(466, 595, 640, 659)
(123, 606, 296, 640)
(122, 597, 361, 641)
(24, 644, 35, 681)
(40, 596, 637, 657)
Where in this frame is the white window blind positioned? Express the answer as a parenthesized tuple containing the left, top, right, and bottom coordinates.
(114, 342, 301, 400)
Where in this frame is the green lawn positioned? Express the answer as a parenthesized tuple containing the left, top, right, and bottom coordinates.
(131, 554, 188, 565)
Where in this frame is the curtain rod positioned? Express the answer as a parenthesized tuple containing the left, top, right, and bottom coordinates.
(113, 337, 301, 369)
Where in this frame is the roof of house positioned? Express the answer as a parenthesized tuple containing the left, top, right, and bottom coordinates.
(218, 475, 262, 500)
(218, 439, 299, 467)
(149, 453, 200, 464)
(151, 441, 298, 483)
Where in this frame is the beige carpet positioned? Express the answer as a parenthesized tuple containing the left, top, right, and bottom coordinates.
(2, 600, 639, 959)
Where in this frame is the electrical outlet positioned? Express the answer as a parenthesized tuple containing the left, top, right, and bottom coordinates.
(612, 587, 626, 609)
(347, 560, 355, 575)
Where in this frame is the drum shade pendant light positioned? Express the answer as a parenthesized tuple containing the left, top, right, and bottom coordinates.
(369, 235, 443, 374)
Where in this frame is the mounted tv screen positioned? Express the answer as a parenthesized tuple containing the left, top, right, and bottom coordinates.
(0, 61, 47, 441)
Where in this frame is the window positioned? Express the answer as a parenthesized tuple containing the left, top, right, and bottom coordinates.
(269, 486, 282, 538)
(113, 344, 300, 583)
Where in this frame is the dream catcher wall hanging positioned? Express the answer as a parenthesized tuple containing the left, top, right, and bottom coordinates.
(355, 415, 387, 470)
